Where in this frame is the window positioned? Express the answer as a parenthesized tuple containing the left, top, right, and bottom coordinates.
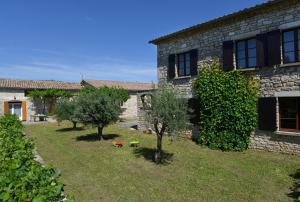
(236, 38, 257, 69)
(283, 28, 300, 64)
(177, 52, 191, 77)
(279, 97, 300, 132)
(8, 102, 22, 120)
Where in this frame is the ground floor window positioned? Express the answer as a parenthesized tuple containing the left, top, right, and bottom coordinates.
(279, 97, 300, 132)
(8, 102, 22, 120)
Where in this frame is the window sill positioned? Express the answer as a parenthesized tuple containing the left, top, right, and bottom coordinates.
(237, 67, 257, 72)
(275, 131, 300, 137)
(174, 76, 192, 80)
(279, 62, 300, 68)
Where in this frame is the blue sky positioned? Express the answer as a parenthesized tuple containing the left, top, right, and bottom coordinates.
(0, 0, 265, 83)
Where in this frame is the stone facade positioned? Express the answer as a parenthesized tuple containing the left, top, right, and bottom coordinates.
(0, 89, 34, 121)
(120, 94, 138, 119)
(150, 0, 300, 154)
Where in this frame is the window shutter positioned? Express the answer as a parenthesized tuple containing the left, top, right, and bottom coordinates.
(258, 97, 277, 131)
(222, 40, 234, 71)
(256, 33, 268, 67)
(188, 98, 200, 125)
(168, 54, 176, 79)
(3, 101, 9, 114)
(22, 101, 27, 121)
(267, 29, 281, 66)
(190, 49, 198, 76)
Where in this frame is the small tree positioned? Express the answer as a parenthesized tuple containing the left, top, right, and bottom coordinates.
(194, 61, 258, 151)
(55, 98, 79, 129)
(76, 87, 129, 140)
(144, 83, 189, 164)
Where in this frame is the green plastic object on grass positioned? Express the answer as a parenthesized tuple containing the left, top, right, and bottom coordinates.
(130, 140, 140, 147)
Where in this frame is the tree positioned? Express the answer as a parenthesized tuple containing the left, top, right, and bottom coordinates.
(143, 83, 189, 164)
(55, 98, 79, 129)
(28, 89, 72, 114)
(76, 87, 129, 140)
(194, 61, 258, 151)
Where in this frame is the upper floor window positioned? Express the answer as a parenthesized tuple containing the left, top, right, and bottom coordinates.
(283, 28, 300, 64)
(236, 38, 257, 69)
(177, 52, 191, 77)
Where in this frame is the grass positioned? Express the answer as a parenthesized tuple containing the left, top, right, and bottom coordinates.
(25, 122, 300, 202)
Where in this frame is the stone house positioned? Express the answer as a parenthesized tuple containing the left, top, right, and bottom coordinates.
(80, 79, 155, 119)
(149, 0, 300, 154)
(0, 78, 155, 122)
(0, 79, 81, 121)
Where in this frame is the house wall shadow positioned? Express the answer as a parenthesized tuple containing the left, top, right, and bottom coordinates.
(76, 133, 120, 142)
(288, 169, 300, 200)
(133, 147, 173, 165)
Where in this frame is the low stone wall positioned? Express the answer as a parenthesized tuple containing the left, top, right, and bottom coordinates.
(249, 130, 300, 155)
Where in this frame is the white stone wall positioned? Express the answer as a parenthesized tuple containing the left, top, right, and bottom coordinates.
(0, 89, 34, 121)
(120, 94, 138, 119)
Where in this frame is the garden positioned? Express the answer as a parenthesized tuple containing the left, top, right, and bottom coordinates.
(2, 63, 300, 201)
(25, 121, 300, 201)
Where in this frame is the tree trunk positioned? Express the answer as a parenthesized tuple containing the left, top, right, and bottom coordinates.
(72, 121, 77, 129)
(42, 99, 46, 115)
(97, 126, 103, 141)
(155, 134, 163, 164)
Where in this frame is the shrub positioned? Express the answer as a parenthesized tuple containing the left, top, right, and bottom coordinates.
(0, 113, 23, 132)
(0, 114, 66, 201)
(194, 62, 258, 151)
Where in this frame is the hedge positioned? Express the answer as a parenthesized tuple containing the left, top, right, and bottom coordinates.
(0, 114, 67, 202)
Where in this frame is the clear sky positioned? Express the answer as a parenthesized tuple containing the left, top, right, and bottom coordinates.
(0, 0, 265, 83)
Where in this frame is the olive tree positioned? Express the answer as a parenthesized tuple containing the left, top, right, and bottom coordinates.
(76, 87, 129, 140)
(144, 83, 189, 164)
(55, 98, 79, 129)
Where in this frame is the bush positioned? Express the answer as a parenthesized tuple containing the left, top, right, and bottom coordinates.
(0, 114, 66, 201)
(194, 62, 258, 151)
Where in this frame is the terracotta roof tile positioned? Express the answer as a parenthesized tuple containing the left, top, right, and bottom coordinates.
(0, 79, 81, 90)
(82, 79, 156, 91)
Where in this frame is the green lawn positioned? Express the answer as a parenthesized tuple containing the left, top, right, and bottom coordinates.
(25, 122, 300, 202)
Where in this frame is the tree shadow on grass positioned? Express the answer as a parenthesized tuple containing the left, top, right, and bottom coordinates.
(76, 133, 120, 142)
(56, 127, 84, 132)
(287, 169, 300, 200)
(133, 147, 174, 166)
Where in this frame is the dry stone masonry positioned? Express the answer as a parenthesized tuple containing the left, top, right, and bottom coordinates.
(147, 0, 300, 154)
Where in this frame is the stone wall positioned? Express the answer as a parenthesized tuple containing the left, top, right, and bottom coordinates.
(250, 130, 300, 155)
(153, 1, 300, 154)
(120, 93, 138, 120)
(157, 1, 300, 97)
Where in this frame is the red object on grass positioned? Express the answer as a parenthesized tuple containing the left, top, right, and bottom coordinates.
(115, 141, 124, 147)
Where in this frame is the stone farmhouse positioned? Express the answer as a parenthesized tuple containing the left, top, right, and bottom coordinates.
(149, 0, 300, 154)
(0, 78, 154, 122)
(0, 79, 81, 121)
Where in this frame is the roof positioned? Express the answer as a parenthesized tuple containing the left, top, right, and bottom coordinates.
(0, 79, 81, 90)
(81, 79, 156, 91)
(149, 0, 290, 45)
